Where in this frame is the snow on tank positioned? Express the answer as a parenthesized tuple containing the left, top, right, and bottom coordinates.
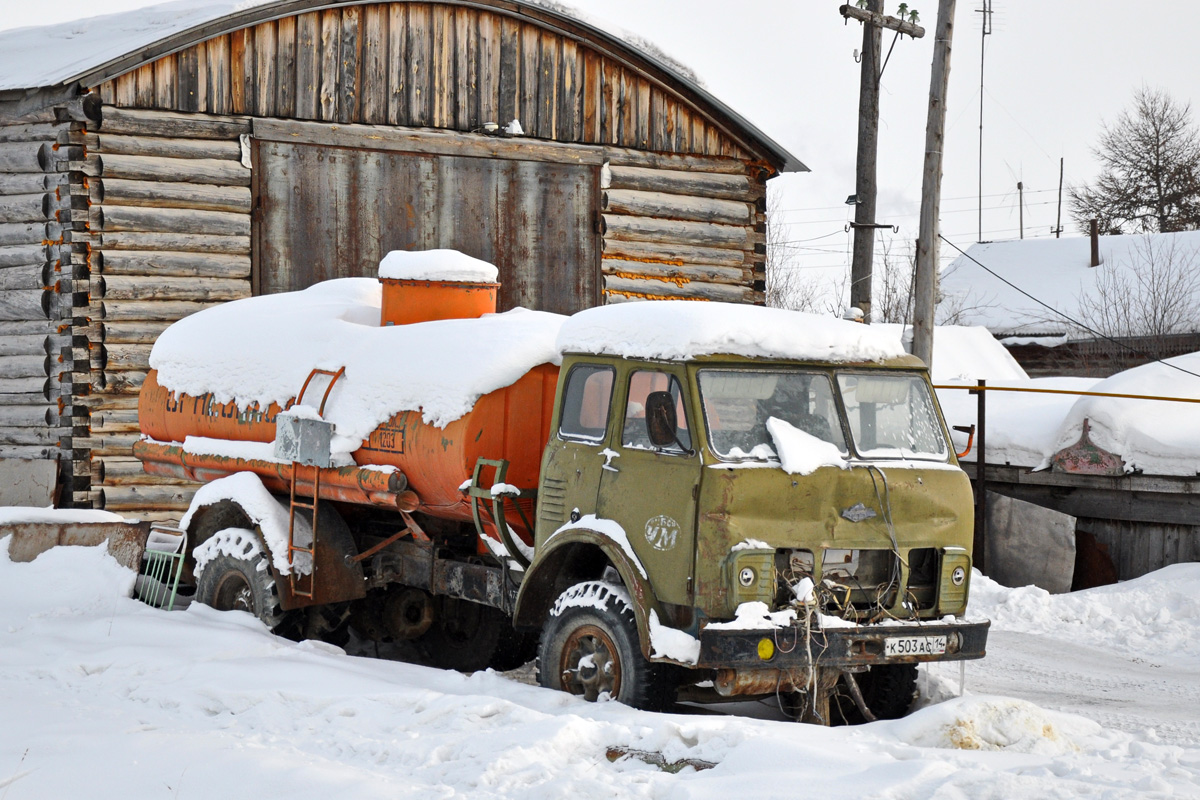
(378, 249, 499, 283)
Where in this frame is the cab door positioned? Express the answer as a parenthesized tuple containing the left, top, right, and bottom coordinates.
(595, 367, 700, 606)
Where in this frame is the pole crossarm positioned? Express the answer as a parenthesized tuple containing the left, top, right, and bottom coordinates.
(839, 5, 927, 37)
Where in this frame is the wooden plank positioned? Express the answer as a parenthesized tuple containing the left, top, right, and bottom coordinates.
(276, 15, 298, 117)
(601, 237, 748, 268)
(603, 189, 750, 225)
(0, 193, 50, 224)
(604, 274, 755, 304)
(176, 44, 200, 113)
(0, 290, 48, 321)
(602, 214, 748, 249)
(97, 154, 251, 186)
(100, 300, 224, 322)
(95, 134, 240, 160)
(430, 4, 452, 128)
(207, 34, 232, 115)
(633, 78, 651, 149)
(98, 107, 250, 139)
(100, 81, 117, 106)
(255, 20, 278, 118)
(100, 274, 249, 301)
(361, 4, 389, 125)
(602, 258, 747, 286)
(95, 321, 172, 345)
(319, 9, 342, 122)
(519, 23, 540, 135)
(97, 178, 251, 214)
(194, 41, 210, 112)
(607, 165, 753, 200)
(133, 64, 155, 108)
(497, 16, 520, 125)
(649, 88, 668, 151)
(99, 232, 249, 255)
(152, 53, 178, 109)
(295, 12, 321, 120)
(338, 5, 361, 124)
(538, 31, 560, 139)
(230, 28, 252, 115)
(114, 72, 137, 107)
(96, 206, 250, 237)
(100, 250, 250, 279)
(386, 4, 408, 125)
(454, 7, 474, 131)
(600, 59, 619, 145)
(581, 48, 600, 143)
(478, 11, 499, 126)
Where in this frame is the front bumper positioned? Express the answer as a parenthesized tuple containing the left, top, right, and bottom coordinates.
(696, 618, 990, 670)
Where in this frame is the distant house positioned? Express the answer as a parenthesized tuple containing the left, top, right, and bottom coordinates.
(939, 230, 1200, 376)
(0, 0, 805, 514)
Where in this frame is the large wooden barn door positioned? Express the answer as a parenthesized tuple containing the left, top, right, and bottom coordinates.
(255, 140, 599, 314)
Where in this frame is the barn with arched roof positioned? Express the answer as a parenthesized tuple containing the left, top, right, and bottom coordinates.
(0, 0, 805, 514)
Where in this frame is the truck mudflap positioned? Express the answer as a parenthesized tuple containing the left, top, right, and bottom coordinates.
(696, 618, 990, 671)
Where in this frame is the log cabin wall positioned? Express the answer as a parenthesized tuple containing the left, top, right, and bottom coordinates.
(82, 107, 252, 518)
(0, 109, 86, 504)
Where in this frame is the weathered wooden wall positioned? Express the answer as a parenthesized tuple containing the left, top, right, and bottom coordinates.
(0, 108, 86, 503)
(1075, 517, 1200, 582)
(93, 2, 755, 162)
(79, 107, 251, 517)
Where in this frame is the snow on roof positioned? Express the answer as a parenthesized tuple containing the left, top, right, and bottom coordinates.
(875, 324, 1028, 383)
(149, 278, 564, 455)
(557, 302, 907, 363)
(378, 249, 499, 284)
(939, 230, 1200, 337)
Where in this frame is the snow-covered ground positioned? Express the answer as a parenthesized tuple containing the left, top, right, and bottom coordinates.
(2, 538, 1197, 799)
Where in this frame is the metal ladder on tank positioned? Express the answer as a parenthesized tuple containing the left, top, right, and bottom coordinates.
(286, 366, 345, 600)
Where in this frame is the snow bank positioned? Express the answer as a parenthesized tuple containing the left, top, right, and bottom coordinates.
(0, 506, 130, 525)
(150, 278, 564, 455)
(1045, 353, 1200, 475)
(378, 249, 499, 283)
(558, 301, 905, 363)
(968, 563, 1200, 666)
(887, 696, 1098, 755)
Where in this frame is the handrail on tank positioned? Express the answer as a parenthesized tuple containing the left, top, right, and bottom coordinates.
(296, 366, 347, 415)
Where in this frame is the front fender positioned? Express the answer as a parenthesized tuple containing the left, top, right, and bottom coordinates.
(513, 528, 663, 660)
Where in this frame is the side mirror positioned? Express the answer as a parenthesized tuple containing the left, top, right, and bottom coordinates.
(645, 391, 678, 448)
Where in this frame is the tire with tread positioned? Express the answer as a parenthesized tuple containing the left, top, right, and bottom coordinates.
(194, 547, 301, 639)
(418, 597, 505, 672)
(834, 663, 919, 723)
(537, 581, 675, 711)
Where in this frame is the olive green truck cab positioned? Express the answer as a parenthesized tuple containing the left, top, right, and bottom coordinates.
(516, 349, 988, 722)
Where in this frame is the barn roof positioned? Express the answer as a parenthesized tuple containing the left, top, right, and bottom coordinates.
(0, 0, 806, 172)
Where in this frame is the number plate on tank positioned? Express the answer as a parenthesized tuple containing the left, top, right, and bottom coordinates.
(884, 635, 947, 657)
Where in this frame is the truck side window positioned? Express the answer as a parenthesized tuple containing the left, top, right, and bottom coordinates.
(622, 371, 692, 454)
(558, 365, 614, 442)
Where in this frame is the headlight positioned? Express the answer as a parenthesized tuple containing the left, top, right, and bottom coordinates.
(739, 567, 757, 587)
(951, 566, 966, 586)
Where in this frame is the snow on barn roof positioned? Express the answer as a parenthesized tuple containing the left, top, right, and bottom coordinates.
(939, 230, 1200, 339)
(0, 0, 805, 172)
(557, 301, 907, 363)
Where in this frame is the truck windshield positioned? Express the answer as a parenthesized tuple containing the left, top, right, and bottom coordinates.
(698, 370, 847, 461)
(835, 373, 948, 460)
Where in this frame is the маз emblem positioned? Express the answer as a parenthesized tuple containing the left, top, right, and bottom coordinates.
(841, 503, 877, 523)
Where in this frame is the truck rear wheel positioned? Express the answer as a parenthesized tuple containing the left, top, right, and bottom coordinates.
(419, 597, 504, 672)
(194, 547, 300, 639)
(833, 663, 919, 723)
(537, 581, 674, 711)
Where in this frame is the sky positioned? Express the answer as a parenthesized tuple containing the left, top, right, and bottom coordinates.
(2, 0, 1198, 305)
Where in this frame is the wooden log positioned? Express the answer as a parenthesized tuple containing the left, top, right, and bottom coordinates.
(94, 206, 251, 237)
(0, 426, 60, 446)
(95, 178, 251, 214)
(90, 418, 142, 435)
(99, 484, 194, 511)
(0, 377, 49, 397)
(0, 392, 51, 406)
(99, 275, 250, 302)
(0, 123, 61, 144)
(601, 214, 749, 249)
(601, 237, 748, 268)
(99, 344, 153, 371)
(602, 258, 748, 286)
(603, 274, 756, 304)
(93, 134, 241, 161)
(0, 405, 52, 426)
(0, 174, 55, 194)
(98, 107, 250, 139)
(0, 290, 49, 321)
(95, 372, 148, 395)
(0, 142, 50, 173)
(0, 444, 59, 459)
(93, 154, 251, 186)
(99, 232, 250, 255)
(602, 189, 751, 226)
(90, 408, 139, 427)
(0, 193, 51, 224)
(75, 432, 140, 456)
(0, 320, 54, 336)
(0, 264, 49, 291)
(0, 221, 55, 247)
(76, 394, 140, 410)
(93, 321, 172, 345)
(0, 333, 49, 357)
(100, 300, 225, 322)
(0, 355, 49, 379)
(607, 165, 754, 200)
(100, 250, 251, 279)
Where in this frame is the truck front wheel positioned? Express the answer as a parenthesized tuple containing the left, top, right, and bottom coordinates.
(537, 581, 673, 711)
(195, 547, 300, 639)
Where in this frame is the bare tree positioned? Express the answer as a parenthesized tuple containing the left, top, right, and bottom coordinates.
(873, 237, 916, 324)
(765, 190, 844, 313)
(1070, 87, 1200, 235)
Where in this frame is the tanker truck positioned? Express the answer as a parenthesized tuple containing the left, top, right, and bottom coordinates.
(135, 250, 988, 723)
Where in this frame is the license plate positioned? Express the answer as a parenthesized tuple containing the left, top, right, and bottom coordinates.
(884, 635, 947, 657)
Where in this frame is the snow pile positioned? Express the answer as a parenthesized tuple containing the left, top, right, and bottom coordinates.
(0, 506, 130, 525)
(558, 301, 905, 363)
(378, 249, 499, 283)
(179, 473, 301, 575)
(969, 564, 1200, 665)
(705, 601, 797, 631)
(150, 278, 564, 455)
(889, 696, 1095, 755)
(765, 417, 848, 475)
(648, 610, 701, 664)
(1044, 354, 1200, 475)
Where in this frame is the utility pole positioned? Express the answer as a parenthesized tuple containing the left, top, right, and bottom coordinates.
(912, 0, 957, 367)
(976, 0, 992, 242)
(1017, 180, 1024, 239)
(1054, 157, 1064, 238)
(840, 3, 925, 322)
